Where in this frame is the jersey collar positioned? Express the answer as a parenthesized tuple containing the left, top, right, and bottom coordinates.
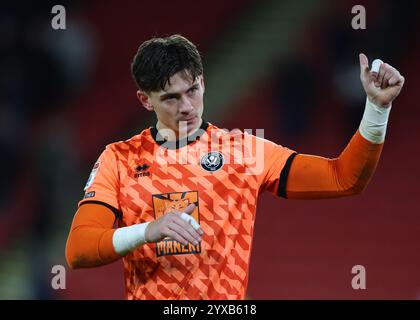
(150, 121, 209, 149)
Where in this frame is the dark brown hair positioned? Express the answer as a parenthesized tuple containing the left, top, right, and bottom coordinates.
(131, 34, 203, 93)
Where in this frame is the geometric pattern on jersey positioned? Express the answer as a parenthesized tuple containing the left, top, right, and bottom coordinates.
(79, 122, 295, 299)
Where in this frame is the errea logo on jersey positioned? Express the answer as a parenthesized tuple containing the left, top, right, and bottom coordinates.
(200, 151, 224, 172)
(134, 163, 151, 178)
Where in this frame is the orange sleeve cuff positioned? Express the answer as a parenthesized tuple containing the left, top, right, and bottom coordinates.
(99, 228, 120, 262)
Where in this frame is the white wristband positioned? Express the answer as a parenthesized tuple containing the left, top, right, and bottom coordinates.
(359, 98, 391, 144)
(180, 212, 201, 230)
(112, 222, 150, 256)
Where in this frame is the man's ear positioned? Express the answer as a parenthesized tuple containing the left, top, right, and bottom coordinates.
(136, 90, 154, 111)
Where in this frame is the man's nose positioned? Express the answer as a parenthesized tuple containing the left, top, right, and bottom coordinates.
(179, 96, 194, 113)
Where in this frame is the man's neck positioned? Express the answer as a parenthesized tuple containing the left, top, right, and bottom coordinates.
(156, 119, 203, 141)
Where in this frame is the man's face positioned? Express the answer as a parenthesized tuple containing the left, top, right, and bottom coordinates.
(138, 71, 205, 138)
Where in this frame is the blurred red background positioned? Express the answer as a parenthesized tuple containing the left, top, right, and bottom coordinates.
(1, 0, 419, 299)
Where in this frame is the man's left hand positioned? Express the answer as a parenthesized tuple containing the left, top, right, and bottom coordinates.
(359, 53, 405, 107)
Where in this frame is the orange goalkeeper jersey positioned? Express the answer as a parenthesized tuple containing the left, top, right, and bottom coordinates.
(79, 121, 295, 299)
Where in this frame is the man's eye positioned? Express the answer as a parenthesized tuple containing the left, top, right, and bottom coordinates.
(188, 87, 198, 94)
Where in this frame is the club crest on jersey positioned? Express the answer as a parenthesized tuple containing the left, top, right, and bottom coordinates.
(84, 161, 100, 191)
(200, 151, 224, 172)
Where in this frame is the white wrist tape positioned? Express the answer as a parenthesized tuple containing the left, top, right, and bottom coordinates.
(112, 222, 150, 256)
(359, 98, 391, 144)
(180, 212, 201, 230)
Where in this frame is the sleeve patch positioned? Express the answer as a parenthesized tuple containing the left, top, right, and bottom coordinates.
(83, 191, 96, 199)
(84, 161, 100, 191)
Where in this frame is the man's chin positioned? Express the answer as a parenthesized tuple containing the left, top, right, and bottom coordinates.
(177, 117, 202, 136)
(179, 117, 199, 128)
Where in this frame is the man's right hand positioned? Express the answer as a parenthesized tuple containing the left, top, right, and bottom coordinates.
(144, 203, 203, 246)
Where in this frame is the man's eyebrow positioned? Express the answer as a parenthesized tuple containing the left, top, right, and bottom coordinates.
(187, 83, 199, 90)
(159, 82, 199, 100)
(160, 92, 179, 100)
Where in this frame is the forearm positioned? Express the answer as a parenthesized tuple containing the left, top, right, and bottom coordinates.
(65, 203, 151, 268)
(66, 225, 120, 269)
(285, 99, 388, 199)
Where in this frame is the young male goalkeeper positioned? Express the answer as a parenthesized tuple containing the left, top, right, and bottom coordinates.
(65, 35, 405, 299)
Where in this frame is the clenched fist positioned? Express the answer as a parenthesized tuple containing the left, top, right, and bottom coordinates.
(359, 53, 405, 107)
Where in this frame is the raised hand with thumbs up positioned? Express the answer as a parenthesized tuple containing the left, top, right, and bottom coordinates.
(359, 53, 405, 107)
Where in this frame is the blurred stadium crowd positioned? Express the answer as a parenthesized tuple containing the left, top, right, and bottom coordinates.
(1, 0, 419, 299)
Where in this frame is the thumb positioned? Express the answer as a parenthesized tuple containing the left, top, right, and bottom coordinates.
(183, 203, 196, 215)
(180, 203, 202, 233)
(359, 53, 369, 77)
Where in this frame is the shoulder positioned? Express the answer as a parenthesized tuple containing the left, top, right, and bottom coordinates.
(207, 123, 249, 140)
(103, 127, 153, 156)
(208, 123, 276, 145)
(210, 124, 295, 159)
